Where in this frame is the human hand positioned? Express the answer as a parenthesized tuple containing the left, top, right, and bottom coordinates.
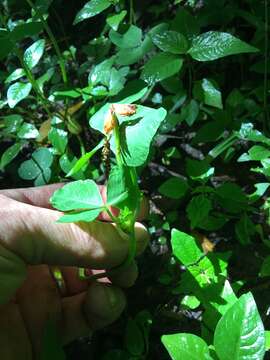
(0, 184, 149, 359)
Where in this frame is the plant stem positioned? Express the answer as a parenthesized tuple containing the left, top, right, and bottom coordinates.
(14, 48, 52, 117)
(25, 0, 68, 85)
(113, 115, 123, 166)
(77, 134, 85, 156)
(129, 0, 135, 24)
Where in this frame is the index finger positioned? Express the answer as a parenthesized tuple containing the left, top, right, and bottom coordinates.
(0, 184, 149, 221)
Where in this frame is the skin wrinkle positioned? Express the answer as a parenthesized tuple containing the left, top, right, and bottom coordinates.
(0, 185, 150, 359)
(0, 195, 132, 269)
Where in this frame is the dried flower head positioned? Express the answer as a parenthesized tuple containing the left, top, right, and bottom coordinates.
(104, 108, 117, 134)
(112, 103, 137, 116)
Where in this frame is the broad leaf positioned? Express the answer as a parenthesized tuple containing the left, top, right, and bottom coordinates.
(214, 293, 265, 360)
(151, 31, 189, 54)
(23, 39, 46, 69)
(109, 25, 142, 49)
(107, 165, 129, 207)
(158, 177, 189, 199)
(74, 0, 112, 24)
(7, 82, 32, 108)
(18, 123, 39, 139)
(18, 147, 53, 185)
(0, 142, 24, 170)
(171, 229, 202, 266)
(106, 10, 127, 31)
(189, 31, 259, 61)
(248, 145, 270, 161)
(57, 209, 102, 223)
(162, 333, 212, 360)
(90, 105, 167, 166)
(187, 195, 212, 229)
(50, 180, 104, 211)
(181, 99, 199, 126)
(10, 22, 43, 41)
(215, 183, 248, 213)
(141, 53, 183, 84)
(201, 79, 223, 109)
(0, 35, 15, 60)
(5, 68, 26, 84)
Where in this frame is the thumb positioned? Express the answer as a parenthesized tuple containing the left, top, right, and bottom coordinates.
(0, 195, 148, 303)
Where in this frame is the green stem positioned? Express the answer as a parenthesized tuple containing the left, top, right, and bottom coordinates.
(25, 0, 68, 85)
(129, 0, 135, 25)
(113, 115, 123, 166)
(77, 134, 85, 156)
(14, 48, 52, 117)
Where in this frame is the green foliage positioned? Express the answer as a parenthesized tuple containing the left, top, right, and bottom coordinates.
(1, 0, 270, 359)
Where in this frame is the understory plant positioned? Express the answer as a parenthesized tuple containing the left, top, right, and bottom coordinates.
(50, 102, 167, 278)
(1, 0, 270, 359)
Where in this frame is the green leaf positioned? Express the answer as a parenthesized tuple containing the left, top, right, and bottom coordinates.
(181, 295, 200, 310)
(109, 25, 142, 49)
(18, 148, 53, 184)
(57, 209, 102, 223)
(265, 331, 270, 351)
(235, 214, 255, 245)
(214, 293, 265, 360)
(23, 39, 45, 69)
(74, 0, 112, 24)
(158, 177, 189, 199)
(48, 127, 68, 154)
(5, 68, 26, 84)
(0, 142, 24, 170)
(171, 229, 202, 266)
(125, 318, 145, 356)
(1, 114, 24, 135)
(7, 82, 32, 108)
(187, 195, 212, 229)
(141, 53, 183, 84)
(17, 123, 39, 139)
(48, 117, 68, 154)
(106, 10, 127, 31)
(10, 22, 43, 41)
(248, 183, 270, 203)
(161, 333, 212, 360)
(0, 35, 15, 60)
(186, 159, 214, 181)
(50, 180, 104, 211)
(171, 7, 200, 39)
(181, 99, 199, 126)
(107, 165, 129, 207)
(151, 30, 189, 54)
(189, 31, 259, 61)
(248, 145, 270, 161)
(201, 79, 223, 109)
(67, 140, 104, 177)
(18, 160, 40, 180)
(215, 183, 248, 213)
(90, 105, 167, 167)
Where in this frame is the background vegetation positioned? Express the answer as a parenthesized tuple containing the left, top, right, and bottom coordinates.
(0, 0, 270, 359)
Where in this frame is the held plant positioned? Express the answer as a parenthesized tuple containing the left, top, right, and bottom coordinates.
(50, 102, 166, 278)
